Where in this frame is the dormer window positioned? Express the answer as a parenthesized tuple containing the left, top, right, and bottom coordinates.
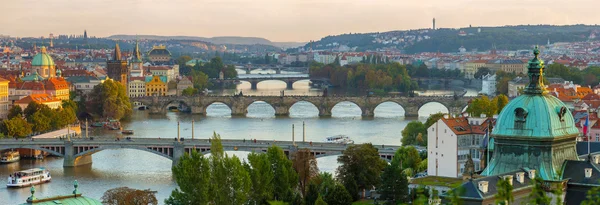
(514, 108, 528, 129)
(558, 106, 567, 122)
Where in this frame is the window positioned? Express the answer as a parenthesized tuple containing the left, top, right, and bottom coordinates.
(514, 108, 528, 129)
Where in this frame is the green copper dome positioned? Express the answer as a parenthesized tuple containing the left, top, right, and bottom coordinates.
(31, 47, 55, 67)
(493, 46, 579, 139)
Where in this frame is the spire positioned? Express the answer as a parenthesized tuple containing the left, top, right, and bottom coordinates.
(27, 185, 37, 202)
(524, 46, 545, 95)
(132, 39, 142, 62)
(113, 43, 122, 60)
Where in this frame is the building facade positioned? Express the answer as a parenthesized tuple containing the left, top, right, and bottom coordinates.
(0, 77, 9, 119)
(480, 73, 496, 96)
(145, 75, 167, 96)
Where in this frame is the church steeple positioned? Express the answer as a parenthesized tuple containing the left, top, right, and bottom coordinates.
(132, 40, 142, 62)
(113, 43, 122, 60)
(524, 46, 545, 95)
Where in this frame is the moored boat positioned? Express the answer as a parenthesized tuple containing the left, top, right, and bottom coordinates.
(6, 168, 51, 188)
(324, 135, 354, 144)
(1, 150, 20, 163)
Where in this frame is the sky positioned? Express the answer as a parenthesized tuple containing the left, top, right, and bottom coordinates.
(3, 0, 599, 42)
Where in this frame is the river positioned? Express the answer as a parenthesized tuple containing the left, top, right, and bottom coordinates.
(0, 70, 477, 204)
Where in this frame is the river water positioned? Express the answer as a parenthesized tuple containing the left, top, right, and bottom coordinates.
(0, 70, 477, 204)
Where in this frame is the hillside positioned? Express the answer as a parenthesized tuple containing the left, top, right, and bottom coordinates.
(107, 35, 304, 48)
(299, 25, 600, 53)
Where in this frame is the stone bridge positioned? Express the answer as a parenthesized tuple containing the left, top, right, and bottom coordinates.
(132, 95, 472, 117)
(0, 138, 398, 168)
(213, 76, 314, 90)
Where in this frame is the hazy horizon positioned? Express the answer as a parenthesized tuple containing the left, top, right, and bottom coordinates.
(3, 0, 599, 42)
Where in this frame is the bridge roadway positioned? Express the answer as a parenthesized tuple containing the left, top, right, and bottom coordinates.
(132, 95, 471, 117)
(0, 138, 399, 168)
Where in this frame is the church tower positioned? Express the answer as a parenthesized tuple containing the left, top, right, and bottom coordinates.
(129, 40, 144, 77)
(107, 43, 128, 85)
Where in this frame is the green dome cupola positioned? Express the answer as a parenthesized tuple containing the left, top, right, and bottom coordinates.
(31, 46, 56, 78)
(482, 47, 580, 180)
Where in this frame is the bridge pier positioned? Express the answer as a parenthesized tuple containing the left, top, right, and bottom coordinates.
(276, 68, 281, 74)
(250, 81, 258, 90)
(274, 106, 290, 116)
(286, 81, 294, 90)
(404, 106, 419, 117)
(361, 107, 375, 118)
(231, 102, 247, 116)
(190, 106, 204, 114)
(63, 142, 92, 167)
(318, 107, 332, 117)
(172, 142, 185, 167)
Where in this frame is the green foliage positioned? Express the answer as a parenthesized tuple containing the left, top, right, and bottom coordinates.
(445, 186, 465, 205)
(268, 145, 298, 201)
(337, 144, 387, 200)
(305, 182, 320, 205)
(268, 201, 290, 205)
(247, 152, 275, 204)
(401, 121, 427, 146)
(87, 79, 132, 120)
(495, 94, 509, 113)
(189, 70, 210, 90)
(424, 112, 445, 128)
(7, 106, 22, 120)
(379, 155, 409, 204)
(582, 185, 600, 205)
(315, 195, 328, 205)
(412, 187, 429, 205)
(181, 87, 198, 96)
(528, 176, 551, 205)
(2, 114, 32, 138)
(294, 148, 319, 197)
(312, 172, 336, 199)
(393, 146, 422, 176)
(325, 184, 353, 205)
(495, 177, 514, 205)
(474, 67, 492, 79)
(166, 150, 210, 205)
(310, 63, 418, 93)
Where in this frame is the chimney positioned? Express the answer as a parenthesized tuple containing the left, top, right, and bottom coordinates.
(503, 175, 513, 186)
(528, 170, 536, 179)
(478, 181, 489, 193)
(480, 114, 487, 118)
(585, 168, 593, 178)
(516, 172, 525, 184)
(594, 155, 600, 164)
(493, 114, 498, 119)
(443, 114, 449, 119)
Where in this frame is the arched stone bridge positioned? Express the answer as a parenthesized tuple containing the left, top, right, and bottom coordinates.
(132, 95, 472, 117)
(214, 76, 314, 90)
(0, 138, 399, 168)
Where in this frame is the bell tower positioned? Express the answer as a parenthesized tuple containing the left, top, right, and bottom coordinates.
(106, 43, 128, 85)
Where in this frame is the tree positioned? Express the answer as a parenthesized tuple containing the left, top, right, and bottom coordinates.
(305, 182, 320, 205)
(474, 67, 492, 79)
(3, 114, 32, 138)
(87, 79, 132, 120)
(7, 106, 22, 119)
(102, 187, 158, 205)
(444, 187, 465, 205)
(181, 87, 197, 96)
(30, 111, 51, 133)
(467, 95, 496, 117)
(582, 185, 600, 205)
(268, 145, 298, 201)
(495, 177, 514, 205)
(247, 152, 275, 204)
(379, 155, 409, 204)
(393, 146, 422, 177)
(315, 195, 328, 205)
(23, 101, 42, 119)
(528, 175, 551, 205)
(313, 172, 336, 199)
(494, 94, 509, 114)
(166, 150, 210, 205)
(401, 121, 427, 146)
(293, 148, 319, 196)
(209, 133, 251, 204)
(337, 144, 387, 200)
(190, 70, 210, 90)
(324, 184, 352, 205)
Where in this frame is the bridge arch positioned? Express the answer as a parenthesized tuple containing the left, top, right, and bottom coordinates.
(373, 101, 407, 117)
(245, 101, 276, 117)
(203, 101, 233, 116)
(289, 100, 320, 117)
(417, 101, 450, 117)
(331, 100, 363, 117)
(0, 145, 64, 157)
(74, 146, 173, 160)
(162, 100, 192, 112)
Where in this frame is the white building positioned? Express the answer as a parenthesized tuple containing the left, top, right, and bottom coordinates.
(128, 76, 146, 107)
(427, 115, 493, 178)
(480, 73, 497, 96)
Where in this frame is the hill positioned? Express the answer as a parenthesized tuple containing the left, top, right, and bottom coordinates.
(107, 35, 304, 48)
(299, 25, 600, 53)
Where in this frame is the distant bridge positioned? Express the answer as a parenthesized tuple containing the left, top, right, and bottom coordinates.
(211, 74, 321, 90)
(132, 95, 472, 117)
(0, 138, 399, 167)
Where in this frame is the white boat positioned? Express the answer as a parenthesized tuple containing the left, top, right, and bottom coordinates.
(1, 151, 20, 163)
(325, 135, 354, 144)
(7, 168, 51, 188)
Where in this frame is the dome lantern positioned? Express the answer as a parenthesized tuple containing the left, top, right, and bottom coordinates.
(524, 46, 545, 95)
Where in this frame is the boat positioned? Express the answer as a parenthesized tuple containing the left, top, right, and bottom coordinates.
(6, 168, 51, 188)
(324, 135, 354, 144)
(1, 151, 20, 163)
(122, 130, 134, 135)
